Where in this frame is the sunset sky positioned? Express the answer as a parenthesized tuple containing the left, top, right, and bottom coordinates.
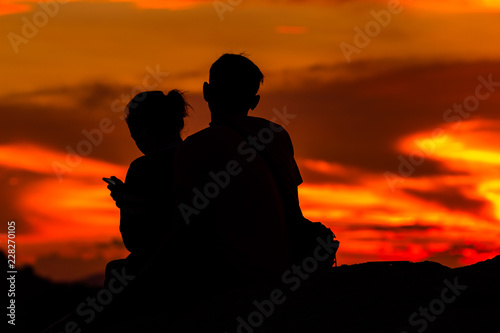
(1, 0, 500, 282)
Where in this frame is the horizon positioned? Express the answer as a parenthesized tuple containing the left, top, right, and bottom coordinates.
(2, 0, 500, 282)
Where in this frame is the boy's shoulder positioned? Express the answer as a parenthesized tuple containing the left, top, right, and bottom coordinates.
(246, 116, 284, 128)
(183, 125, 231, 145)
(181, 116, 289, 148)
(244, 116, 290, 144)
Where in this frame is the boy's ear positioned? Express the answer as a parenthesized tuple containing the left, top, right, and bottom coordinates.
(249, 95, 260, 111)
(203, 82, 210, 102)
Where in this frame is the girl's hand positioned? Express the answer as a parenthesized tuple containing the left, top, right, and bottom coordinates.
(106, 176, 125, 206)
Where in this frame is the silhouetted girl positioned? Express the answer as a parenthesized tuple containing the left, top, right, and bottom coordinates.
(105, 90, 189, 276)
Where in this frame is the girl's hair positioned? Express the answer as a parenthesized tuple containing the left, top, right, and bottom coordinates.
(125, 90, 189, 138)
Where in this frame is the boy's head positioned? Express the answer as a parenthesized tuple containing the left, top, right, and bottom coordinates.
(204, 53, 264, 116)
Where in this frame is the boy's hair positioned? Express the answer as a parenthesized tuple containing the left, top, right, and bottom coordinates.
(125, 90, 189, 139)
(209, 53, 264, 98)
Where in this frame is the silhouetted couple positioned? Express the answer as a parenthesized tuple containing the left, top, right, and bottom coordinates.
(107, 54, 301, 280)
(82, 54, 335, 332)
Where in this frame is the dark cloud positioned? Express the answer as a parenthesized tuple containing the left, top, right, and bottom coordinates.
(31, 239, 126, 282)
(2, 60, 500, 180)
(344, 223, 441, 232)
(33, 253, 110, 282)
(297, 167, 359, 185)
(256, 60, 500, 177)
(0, 82, 212, 164)
(0, 83, 148, 165)
(404, 187, 494, 217)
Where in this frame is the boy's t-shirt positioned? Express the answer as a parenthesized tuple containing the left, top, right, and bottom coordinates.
(174, 116, 302, 278)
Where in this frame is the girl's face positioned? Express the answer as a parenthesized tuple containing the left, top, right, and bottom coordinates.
(129, 122, 155, 155)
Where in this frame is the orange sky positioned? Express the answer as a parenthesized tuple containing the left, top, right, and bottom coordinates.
(1, 0, 500, 282)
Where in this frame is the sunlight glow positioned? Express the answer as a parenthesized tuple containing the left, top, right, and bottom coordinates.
(482, 0, 500, 8)
(0, 143, 126, 177)
(478, 180, 500, 220)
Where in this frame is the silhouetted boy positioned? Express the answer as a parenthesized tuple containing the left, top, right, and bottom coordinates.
(174, 53, 303, 287)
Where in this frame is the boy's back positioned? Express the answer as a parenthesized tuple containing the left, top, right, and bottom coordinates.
(174, 116, 301, 280)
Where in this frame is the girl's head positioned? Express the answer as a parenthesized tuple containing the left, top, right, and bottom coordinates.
(125, 90, 189, 154)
